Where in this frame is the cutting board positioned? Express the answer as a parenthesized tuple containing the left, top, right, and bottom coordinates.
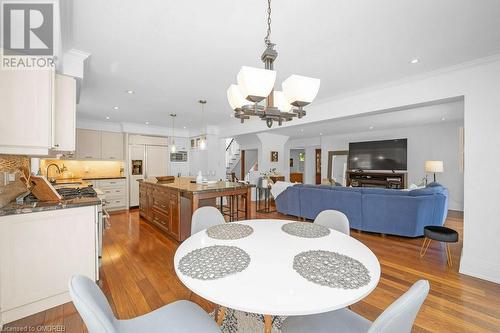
(30, 176, 62, 202)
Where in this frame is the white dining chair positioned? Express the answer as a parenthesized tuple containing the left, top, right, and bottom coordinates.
(314, 210, 350, 235)
(281, 280, 430, 333)
(191, 206, 226, 235)
(69, 275, 221, 333)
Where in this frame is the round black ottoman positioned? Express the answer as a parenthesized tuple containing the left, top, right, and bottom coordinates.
(420, 226, 458, 267)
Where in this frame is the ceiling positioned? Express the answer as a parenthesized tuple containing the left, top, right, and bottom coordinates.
(269, 99, 464, 139)
(68, 0, 500, 131)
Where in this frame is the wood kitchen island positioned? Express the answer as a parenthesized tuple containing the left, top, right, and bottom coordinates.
(139, 178, 253, 241)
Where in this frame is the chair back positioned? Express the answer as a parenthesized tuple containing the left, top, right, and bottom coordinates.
(314, 210, 350, 235)
(68, 275, 117, 333)
(191, 206, 225, 235)
(368, 280, 430, 333)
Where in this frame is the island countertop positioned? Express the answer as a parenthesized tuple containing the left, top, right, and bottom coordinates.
(139, 177, 253, 241)
(139, 177, 254, 194)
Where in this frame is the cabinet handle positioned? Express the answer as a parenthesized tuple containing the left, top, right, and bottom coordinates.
(85, 156, 92, 159)
(53, 144, 59, 147)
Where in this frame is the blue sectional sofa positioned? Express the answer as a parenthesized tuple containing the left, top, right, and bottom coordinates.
(275, 183, 448, 237)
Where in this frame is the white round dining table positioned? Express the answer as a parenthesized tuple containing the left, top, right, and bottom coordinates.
(174, 219, 381, 332)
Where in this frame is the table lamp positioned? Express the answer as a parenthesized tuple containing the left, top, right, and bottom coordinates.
(425, 160, 444, 183)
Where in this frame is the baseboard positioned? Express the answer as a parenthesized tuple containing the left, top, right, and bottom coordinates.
(1, 292, 71, 325)
(459, 254, 500, 284)
(447, 209, 464, 219)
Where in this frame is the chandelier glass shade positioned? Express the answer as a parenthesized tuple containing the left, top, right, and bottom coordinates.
(237, 66, 277, 103)
(226, 0, 320, 128)
(282, 75, 321, 107)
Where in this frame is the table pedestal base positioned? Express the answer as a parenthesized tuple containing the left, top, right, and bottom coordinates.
(264, 315, 272, 333)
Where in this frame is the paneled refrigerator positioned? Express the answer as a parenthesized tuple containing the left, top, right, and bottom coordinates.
(129, 144, 169, 207)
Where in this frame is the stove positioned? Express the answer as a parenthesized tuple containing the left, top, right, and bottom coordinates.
(25, 186, 98, 203)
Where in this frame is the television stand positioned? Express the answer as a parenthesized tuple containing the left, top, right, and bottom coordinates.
(346, 171, 407, 189)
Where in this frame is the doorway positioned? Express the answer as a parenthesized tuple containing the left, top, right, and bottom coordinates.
(289, 149, 305, 183)
(315, 148, 322, 184)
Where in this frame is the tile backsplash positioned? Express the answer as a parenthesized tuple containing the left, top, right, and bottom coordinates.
(40, 159, 125, 179)
(0, 154, 29, 173)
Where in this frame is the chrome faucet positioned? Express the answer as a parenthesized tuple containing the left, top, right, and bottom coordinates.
(46, 163, 61, 183)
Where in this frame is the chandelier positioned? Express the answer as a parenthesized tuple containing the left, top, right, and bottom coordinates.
(227, 0, 320, 128)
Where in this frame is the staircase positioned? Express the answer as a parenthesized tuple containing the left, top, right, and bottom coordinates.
(225, 138, 240, 180)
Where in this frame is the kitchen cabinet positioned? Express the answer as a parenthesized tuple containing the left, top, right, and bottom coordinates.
(101, 132, 124, 160)
(75, 129, 125, 160)
(140, 181, 182, 240)
(0, 206, 98, 325)
(89, 178, 127, 211)
(0, 69, 53, 155)
(76, 129, 101, 159)
(52, 74, 76, 152)
(0, 70, 77, 156)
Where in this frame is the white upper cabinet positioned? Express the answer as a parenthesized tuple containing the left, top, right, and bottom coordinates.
(76, 129, 101, 159)
(0, 69, 54, 155)
(75, 129, 124, 160)
(0, 69, 77, 156)
(52, 74, 76, 152)
(101, 132, 124, 160)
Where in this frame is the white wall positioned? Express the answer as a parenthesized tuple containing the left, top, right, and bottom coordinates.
(189, 134, 224, 180)
(256, 133, 289, 176)
(320, 121, 464, 210)
(224, 56, 500, 284)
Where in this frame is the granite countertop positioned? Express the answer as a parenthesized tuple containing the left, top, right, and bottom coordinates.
(0, 196, 102, 217)
(140, 177, 254, 194)
(82, 176, 126, 180)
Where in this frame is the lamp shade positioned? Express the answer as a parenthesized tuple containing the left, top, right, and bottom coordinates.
(425, 160, 444, 173)
(273, 90, 293, 112)
(282, 74, 320, 107)
(237, 66, 276, 103)
(227, 84, 250, 110)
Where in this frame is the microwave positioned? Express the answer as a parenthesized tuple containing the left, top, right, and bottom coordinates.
(170, 151, 188, 162)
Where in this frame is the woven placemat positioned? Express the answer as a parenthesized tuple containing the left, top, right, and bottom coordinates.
(293, 250, 371, 289)
(282, 222, 330, 238)
(178, 245, 250, 280)
(207, 223, 254, 240)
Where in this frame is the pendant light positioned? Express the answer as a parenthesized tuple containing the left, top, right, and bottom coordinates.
(199, 100, 207, 150)
(226, 0, 320, 128)
(170, 113, 177, 153)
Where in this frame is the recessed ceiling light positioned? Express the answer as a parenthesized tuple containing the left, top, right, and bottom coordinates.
(183, 126, 187, 129)
(319, 133, 323, 136)
(105, 116, 110, 120)
(410, 58, 419, 64)
(126, 90, 135, 94)
(145, 121, 149, 125)
(441, 117, 446, 121)
(369, 126, 374, 130)
(113, 106, 119, 110)
(300, 129, 304, 132)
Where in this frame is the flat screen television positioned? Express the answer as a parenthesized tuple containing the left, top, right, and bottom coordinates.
(348, 139, 407, 171)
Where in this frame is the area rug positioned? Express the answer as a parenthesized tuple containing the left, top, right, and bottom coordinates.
(210, 308, 286, 333)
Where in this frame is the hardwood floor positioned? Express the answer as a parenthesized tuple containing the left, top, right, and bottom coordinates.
(3, 205, 500, 333)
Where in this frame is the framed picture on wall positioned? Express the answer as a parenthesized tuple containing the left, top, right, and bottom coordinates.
(290, 158, 293, 167)
(271, 151, 279, 162)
